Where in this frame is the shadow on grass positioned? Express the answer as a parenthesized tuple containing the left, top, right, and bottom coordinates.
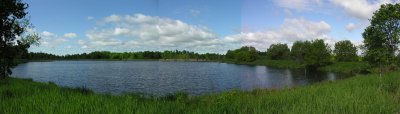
(60, 86, 94, 95)
(159, 92, 189, 101)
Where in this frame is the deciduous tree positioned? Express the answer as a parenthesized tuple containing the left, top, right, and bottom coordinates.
(291, 41, 311, 62)
(362, 3, 400, 76)
(266, 43, 290, 60)
(304, 39, 331, 67)
(334, 40, 358, 62)
(1, 0, 39, 79)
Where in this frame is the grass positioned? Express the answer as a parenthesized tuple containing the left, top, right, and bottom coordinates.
(1, 71, 400, 113)
(319, 62, 371, 73)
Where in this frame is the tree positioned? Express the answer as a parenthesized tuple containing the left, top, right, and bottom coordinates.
(333, 40, 358, 62)
(266, 43, 290, 60)
(16, 33, 40, 59)
(304, 39, 331, 67)
(237, 46, 259, 62)
(1, 0, 39, 79)
(362, 3, 400, 76)
(291, 41, 311, 62)
(225, 46, 259, 62)
(397, 53, 400, 65)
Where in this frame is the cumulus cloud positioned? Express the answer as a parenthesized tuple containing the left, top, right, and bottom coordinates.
(64, 33, 77, 38)
(223, 18, 334, 51)
(79, 14, 345, 53)
(275, 0, 323, 11)
(345, 23, 359, 32)
(42, 31, 56, 37)
(39, 31, 68, 48)
(330, 0, 396, 20)
(77, 40, 89, 49)
(82, 13, 222, 52)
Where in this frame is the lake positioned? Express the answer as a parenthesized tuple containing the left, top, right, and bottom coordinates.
(11, 61, 351, 96)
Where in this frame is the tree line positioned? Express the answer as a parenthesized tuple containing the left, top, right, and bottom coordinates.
(225, 39, 360, 67)
(28, 50, 224, 61)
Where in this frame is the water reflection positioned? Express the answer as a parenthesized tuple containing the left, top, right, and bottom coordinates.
(12, 61, 352, 96)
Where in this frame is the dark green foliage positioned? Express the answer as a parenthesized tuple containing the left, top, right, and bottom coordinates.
(266, 43, 290, 60)
(14, 34, 40, 60)
(319, 62, 370, 73)
(28, 52, 61, 60)
(28, 50, 224, 61)
(160, 92, 188, 101)
(363, 3, 400, 66)
(304, 39, 332, 67)
(334, 40, 358, 62)
(397, 53, 400, 66)
(290, 41, 311, 62)
(225, 46, 259, 62)
(0, 0, 39, 79)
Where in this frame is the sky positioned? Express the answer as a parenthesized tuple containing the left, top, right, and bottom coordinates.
(25, 0, 400, 55)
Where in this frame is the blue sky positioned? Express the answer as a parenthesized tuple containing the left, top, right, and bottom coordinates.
(25, 0, 399, 55)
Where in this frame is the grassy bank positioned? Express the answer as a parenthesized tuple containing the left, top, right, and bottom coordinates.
(319, 62, 371, 73)
(1, 71, 400, 113)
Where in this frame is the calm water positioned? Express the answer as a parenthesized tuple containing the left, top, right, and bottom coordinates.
(12, 61, 351, 96)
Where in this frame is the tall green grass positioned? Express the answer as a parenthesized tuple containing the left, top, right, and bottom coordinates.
(319, 62, 371, 73)
(1, 71, 400, 113)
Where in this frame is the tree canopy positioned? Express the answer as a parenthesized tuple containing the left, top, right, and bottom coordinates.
(1, 0, 39, 79)
(363, 3, 400, 67)
(266, 43, 290, 60)
(290, 41, 311, 62)
(334, 40, 358, 62)
(28, 50, 224, 61)
(226, 46, 259, 62)
(304, 39, 332, 67)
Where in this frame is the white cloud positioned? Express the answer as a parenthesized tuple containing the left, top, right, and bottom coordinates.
(82, 13, 223, 52)
(330, 0, 395, 20)
(79, 14, 347, 53)
(345, 23, 358, 32)
(39, 31, 68, 48)
(103, 14, 121, 23)
(77, 40, 89, 49)
(275, 0, 323, 11)
(85, 31, 123, 47)
(113, 28, 130, 35)
(42, 31, 56, 37)
(223, 18, 334, 51)
(63, 33, 77, 38)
